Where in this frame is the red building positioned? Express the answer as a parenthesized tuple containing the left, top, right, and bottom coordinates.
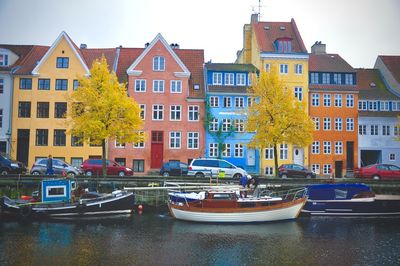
(109, 34, 205, 174)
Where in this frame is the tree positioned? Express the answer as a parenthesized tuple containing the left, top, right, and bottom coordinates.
(68, 56, 144, 176)
(246, 68, 314, 176)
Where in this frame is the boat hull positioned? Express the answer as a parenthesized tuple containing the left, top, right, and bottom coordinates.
(168, 198, 306, 223)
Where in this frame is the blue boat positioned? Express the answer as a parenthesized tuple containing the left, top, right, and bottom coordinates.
(302, 183, 400, 216)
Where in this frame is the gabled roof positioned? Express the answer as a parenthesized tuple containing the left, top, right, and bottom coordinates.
(252, 18, 307, 54)
(0, 45, 35, 72)
(13, 46, 50, 75)
(205, 63, 258, 72)
(357, 68, 399, 100)
(126, 33, 190, 77)
(31, 31, 90, 75)
(309, 53, 355, 73)
(377, 55, 400, 83)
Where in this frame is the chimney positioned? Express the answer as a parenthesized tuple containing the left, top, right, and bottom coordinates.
(145, 42, 150, 48)
(251, 13, 259, 23)
(311, 41, 326, 54)
(80, 44, 87, 49)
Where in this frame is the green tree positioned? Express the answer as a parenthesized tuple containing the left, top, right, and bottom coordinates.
(68, 56, 144, 176)
(246, 68, 314, 176)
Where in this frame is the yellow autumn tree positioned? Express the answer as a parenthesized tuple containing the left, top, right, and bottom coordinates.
(67, 56, 144, 176)
(246, 68, 314, 176)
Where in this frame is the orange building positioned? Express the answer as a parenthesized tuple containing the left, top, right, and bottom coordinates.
(308, 42, 358, 177)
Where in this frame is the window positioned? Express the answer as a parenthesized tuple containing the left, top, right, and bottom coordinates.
(38, 79, 50, 90)
(169, 132, 181, 149)
(335, 118, 342, 131)
(334, 94, 342, 107)
(115, 138, 125, 148)
(153, 80, 164, 93)
(133, 131, 145, 148)
(359, 124, 367, 135)
(265, 167, 274, 176)
(236, 73, 246, 85)
(322, 73, 330, 84)
(280, 64, 288, 74)
(381, 101, 390, 111)
(345, 74, 353, 85)
(210, 96, 219, 107)
(311, 93, 320, 106)
(323, 164, 331, 175)
(295, 64, 303, 74)
(234, 119, 244, 132)
(247, 97, 255, 107)
(0, 53, 9, 66)
(389, 154, 396, 161)
(0, 109, 2, 128)
(265, 146, 274, 159)
(280, 144, 288, 160)
(312, 164, 320, 175)
(209, 143, 218, 157)
(234, 144, 244, 157)
(393, 101, 400, 111)
(312, 141, 320, 154)
(370, 125, 378, 135)
(358, 100, 367, 110)
(346, 118, 354, 131)
(55, 102, 67, 118)
(382, 125, 390, 136)
(212, 73, 222, 85)
(18, 101, 31, 117)
(55, 79, 68, 91)
(56, 57, 69, 68)
(139, 104, 145, 120)
(73, 80, 79, 91)
(153, 56, 165, 71)
(35, 129, 48, 146)
(346, 94, 354, 108)
(152, 105, 163, 120)
(170, 80, 182, 93)
(323, 141, 331, 154)
(133, 160, 144, 172)
(223, 97, 232, 108)
(188, 105, 199, 121)
(294, 87, 303, 101)
(209, 118, 218, 131)
(54, 129, 66, 146)
(335, 141, 343, 154)
(310, 73, 318, 84)
(0, 78, 3, 94)
(333, 74, 342, 84)
(368, 101, 378, 111)
(37, 102, 49, 118)
(222, 143, 231, 157)
(187, 132, 199, 149)
(222, 119, 232, 132)
(323, 94, 331, 107)
(225, 73, 234, 85)
(20, 78, 32, 90)
(71, 158, 83, 168)
(71, 134, 83, 147)
(323, 117, 331, 131)
(248, 74, 252, 85)
(313, 117, 320, 131)
(276, 39, 292, 53)
(235, 97, 244, 108)
(135, 79, 146, 92)
(170, 105, 181, 121)
(265, 64, 270, 72)
(394, 126, 399, 137)
(115, 158, 126, 166)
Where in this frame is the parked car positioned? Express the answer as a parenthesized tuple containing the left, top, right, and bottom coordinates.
(80, 159, 133, 176)
(160, 161, 188, 177)
(0, 153, 27, 175)
(188, 158, 248, 179)
(30, 158, 82, 177)
(354, 164, 400, 180)
(278, 164, 316, 178)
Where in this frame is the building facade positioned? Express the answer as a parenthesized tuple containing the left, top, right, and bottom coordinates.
(204, 63, 260, 174)
(308, 42, 358, 177)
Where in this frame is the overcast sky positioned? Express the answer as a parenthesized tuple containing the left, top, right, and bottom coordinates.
(0, 0, 399, 68)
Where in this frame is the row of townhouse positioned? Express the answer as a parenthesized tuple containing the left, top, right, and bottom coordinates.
(0, 14, 399, 176)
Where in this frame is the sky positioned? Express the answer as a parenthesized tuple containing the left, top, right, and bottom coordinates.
(0, 0, 399, 68)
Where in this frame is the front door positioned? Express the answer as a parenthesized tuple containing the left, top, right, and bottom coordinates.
(346, 141, 354, 170)
(151, 131, 163, 168)
(247, 149, 255, 166)
(335, 161, 343, 178)
(293, 147, 304, 166)
(17, 129, 30, 166)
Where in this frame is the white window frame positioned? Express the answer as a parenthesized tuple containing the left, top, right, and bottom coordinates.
(209, 143, 218, 157)
(235, 97, 244, 108)
(222, 119, 232, 132)
(323, 117, 331, 131)
(382, 125, 390, 136)
(346, 94, 354, 108)
(335, 118, 342, 131)
(335, 141, 343, 155)
(322, 73, 330, 84)
(170, 105, 182, 121)
(115, 139, 126, 148)
(370, 125, 378, 135)
(359, 124, 367, 135)
(224, 73, 234, 85)
(358, 100, 367, 110)
(323, 141, 331, 154)
(333, 73, 342, 84)
(133, 131, 145, 148)
(345, 74, 353, 85)
(294, 87, 303, 101)
(153, 80, 165, 93)
(323, 94, 331, 107)
(265, 167, 274, 176)
(346, 118, 354, 131)
(310, 73, 318, 84)
(280, 144, 288, 160)
(0, 53, 9, 66)
(236, 73, 246, 86)
(0, 78, 4, 94)
(280, 64, 288, 74)
(265, 146, 274, 159)
(222, 143, 231, 157)
(210, 96, 219, 107)
(188, 105, 199, 121)
(234, 143, 244, 158)
(170, 80, 182, 93)
(235, 119, 245, 132)
(139, 104, 146, 120)
(313, 117, 320, 131)
(381, 101, 390, 111)
(312, 164, 320, 175)
(312, 141, 320, 154)
(223, 97, 232, 108)
(389, 153, 396, 161)
(334, 94, 342, 107)
(393, 101, 400, 111)
(187, 132, 199, 149)
(153, 56, 165, 71)
(212, 73, 222, 85)
(169, 131, 181, 149)
(152, 104, 164, 121)
(295, 64, 303, 74)
(311, 93, 320, 107)
(323, 164, 332, 175)
(135, 79, 146, 92)
(209, 118, 218, 132)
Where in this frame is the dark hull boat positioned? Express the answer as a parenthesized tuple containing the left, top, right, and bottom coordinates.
(302, 183, 400, 216)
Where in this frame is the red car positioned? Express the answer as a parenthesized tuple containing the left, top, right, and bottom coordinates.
(354, 164, 400, 180)
(80, 159, 133, 177)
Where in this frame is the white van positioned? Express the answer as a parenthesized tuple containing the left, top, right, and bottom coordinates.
(188, 158, 248, 179)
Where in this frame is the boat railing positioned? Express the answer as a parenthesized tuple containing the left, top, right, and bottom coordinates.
(264, 187, 307, 201)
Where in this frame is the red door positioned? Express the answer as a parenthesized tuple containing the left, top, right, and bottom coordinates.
(151, 131, 163, 168)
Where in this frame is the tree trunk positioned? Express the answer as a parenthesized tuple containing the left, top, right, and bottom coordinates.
(274, 144, 279, 177)
(102, 139, 107, 177)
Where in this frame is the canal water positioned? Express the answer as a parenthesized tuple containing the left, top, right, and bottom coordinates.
(1, 212, 399, 266)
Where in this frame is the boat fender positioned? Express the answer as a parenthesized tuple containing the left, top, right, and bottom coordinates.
(77, 203, 87, 214)
(20, 205, 32, 218)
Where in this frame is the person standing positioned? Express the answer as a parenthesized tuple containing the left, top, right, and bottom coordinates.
(46, 155, 54, 175)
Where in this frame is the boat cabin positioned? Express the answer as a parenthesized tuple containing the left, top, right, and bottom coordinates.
(41, 179, 76, 203)
(306, 184, 373, 201)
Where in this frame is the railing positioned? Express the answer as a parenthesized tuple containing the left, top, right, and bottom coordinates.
(261, 187, 308, 201)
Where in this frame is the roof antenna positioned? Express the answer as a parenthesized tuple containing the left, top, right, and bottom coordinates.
(258, 0, 262, 21)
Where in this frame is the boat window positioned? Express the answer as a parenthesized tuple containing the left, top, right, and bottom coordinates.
(46, 186, 66, 197)
(334, 189, 348, 199)
(212, 193, 233, 200)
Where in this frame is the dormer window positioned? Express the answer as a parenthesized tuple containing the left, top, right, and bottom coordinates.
(0, 53, 9, 66)
(153, 56, 165, 71)
(275, 38, 292, 53)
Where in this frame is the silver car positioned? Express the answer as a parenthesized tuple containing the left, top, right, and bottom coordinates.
(30, 158, 83, 177)
(188, 158, 248, 179)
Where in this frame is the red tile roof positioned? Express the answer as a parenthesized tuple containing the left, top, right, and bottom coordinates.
(0, 45, 35, 71)
(80, 48, 117, 71)
(115, 48, 144, 84)
(309, 53, 354, 72)
(13, 45, 50, 75)
(378, 55, 400, 84)
(252, 19, 307, 53)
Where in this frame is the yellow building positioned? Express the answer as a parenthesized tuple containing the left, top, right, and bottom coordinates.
(236, 14, 310, 175)
(11, 32, 115, 169)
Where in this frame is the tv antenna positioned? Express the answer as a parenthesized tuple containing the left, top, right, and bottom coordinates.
(251, 0, 265, 20)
